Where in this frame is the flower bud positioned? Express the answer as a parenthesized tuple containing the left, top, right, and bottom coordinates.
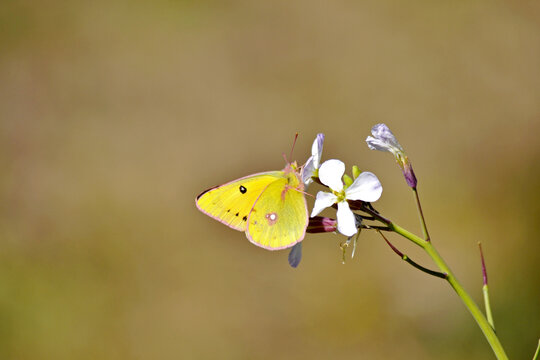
(306, 216, 338, 233)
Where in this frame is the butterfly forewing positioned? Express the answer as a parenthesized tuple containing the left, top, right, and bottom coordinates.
(196, 172, 282, 231)
(246, 177, 308, 250)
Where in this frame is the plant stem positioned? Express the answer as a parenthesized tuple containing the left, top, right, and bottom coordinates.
(360, 203, 509, 358)
(532, 339, 540, 360)
(479, 242, 495, 329)
(387, 222, 509, 360)
(413, 187, 430, 242)
(483, 285, 495, 329)
(377, 230, 446, 279)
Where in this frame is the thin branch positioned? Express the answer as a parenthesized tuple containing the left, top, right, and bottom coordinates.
(532, 338, 540, 360)
(413, 187, 431, 242)
(478, 242, 495, 329)
(377, 230, 447, 279)
(362, 224, 392, 231)
(355, 202, 391, 225)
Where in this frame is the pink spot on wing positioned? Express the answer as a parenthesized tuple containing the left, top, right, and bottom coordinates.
(265, 212, 278, 226)
(281, 186, 290, 201)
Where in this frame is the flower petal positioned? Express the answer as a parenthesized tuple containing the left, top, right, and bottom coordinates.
(336, 201, 357, 236)
(370, 123, 403, 151)
(346, 171, 383, 202)
(318, 159, 345, 192)
(312, 133, 324, 169)
(302, 156, 315, 185)
(302, 133, 326, 186)
(366, 136, 393, 152)
(310, 191, 337, 217)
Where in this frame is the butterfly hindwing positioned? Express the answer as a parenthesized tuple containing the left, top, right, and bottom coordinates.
(246, 176, 308, 250)
(196, 172, 283, 231)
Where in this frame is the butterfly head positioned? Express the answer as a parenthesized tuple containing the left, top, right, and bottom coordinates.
(284, 161, 300, 174)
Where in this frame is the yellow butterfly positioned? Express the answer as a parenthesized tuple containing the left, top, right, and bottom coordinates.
(195, 160, 308, 250)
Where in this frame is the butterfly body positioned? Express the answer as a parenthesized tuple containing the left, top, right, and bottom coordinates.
(196, 161, 308, 250)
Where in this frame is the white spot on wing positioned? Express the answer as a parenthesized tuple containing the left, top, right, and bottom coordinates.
(265, 212, 278, 225)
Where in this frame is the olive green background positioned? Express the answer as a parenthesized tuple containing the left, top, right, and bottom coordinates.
(1, 1, 539, 359)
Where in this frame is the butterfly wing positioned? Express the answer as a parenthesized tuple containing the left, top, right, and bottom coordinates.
(196, 171, 283, 231)
(288, 242, 302, 268)
(246, 177, 308, 250)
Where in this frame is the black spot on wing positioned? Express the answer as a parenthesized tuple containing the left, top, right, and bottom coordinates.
(235, 212, 239, 217)
(239, 185, 247, 194)
(242, 215, 247, 221)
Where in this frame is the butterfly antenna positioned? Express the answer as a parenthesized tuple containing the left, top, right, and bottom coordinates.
(288, 133, 299, 162)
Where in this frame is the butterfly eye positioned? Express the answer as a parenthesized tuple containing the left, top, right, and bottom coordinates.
(239, 185, 247, 194)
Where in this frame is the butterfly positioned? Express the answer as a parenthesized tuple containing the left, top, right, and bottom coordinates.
(195, 158, 309, 251)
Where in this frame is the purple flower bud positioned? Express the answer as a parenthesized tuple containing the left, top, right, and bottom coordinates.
(307, 216, 337, 233)
(403, 162, 417, 188)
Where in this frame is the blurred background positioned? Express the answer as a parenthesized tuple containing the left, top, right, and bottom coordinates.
(1, 1, 539, 359)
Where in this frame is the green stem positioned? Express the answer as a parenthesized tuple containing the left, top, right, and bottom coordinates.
(376, 230, 446, 279)
(483, 285, 495, 329)
(479, 242, 495, 329)
(533, 339, 540, 360)
(388, 222, 509, 360)
(412, 187, 430, 242)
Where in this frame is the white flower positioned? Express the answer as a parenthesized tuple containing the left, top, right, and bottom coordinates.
(366, 123, 417, 188)
(302, 133, 324, 186)
(365, 123, 404, 155)
(310, 159, 382, 236)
